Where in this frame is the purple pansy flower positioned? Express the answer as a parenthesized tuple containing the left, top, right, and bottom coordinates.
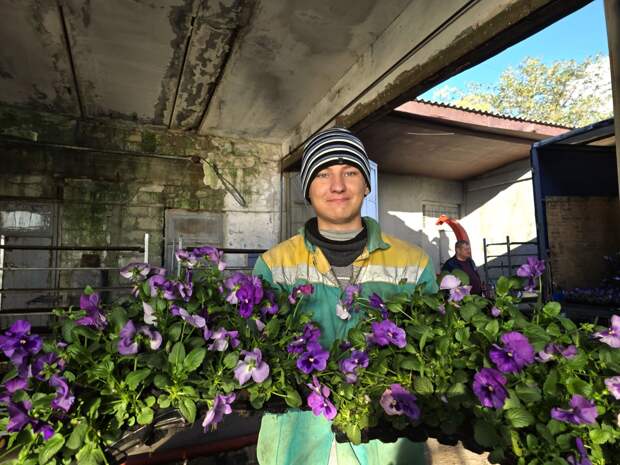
(593, 315, 620, 348)
(177, 273, 194, 302)
(517, 257, 545, 291)
(491, 306, 501, 317)
(473, 368, 508, 409)
(233, 348, 270, 386)
(261, 290, 279, 316)
(297, 342, 329, 374)
(49, 375, 74, 412)
(537, 343, 578, 362)
(175, 249, 198, 268)
(32, 352, 64, 381)
(148, 275, 177, 301)
(439, 275, 472, 302)
(335, 283, 362, 320)
(567, 437, 592, 465)
(76, 293, 108, 330)
(605, 376, 620, 400)
(306, 376, 337, 420)
(207, 328, 240, 352)
(202, 393, 235, 430)
(0, 320, 42, 366)
(339, 350, 369, 384)
(551, 395, 599, 425)
(0, 378, 29, 405)
(193, 246, 227, 271)
(142, 302, 157, 326)
(119, 262, 151, 280)
(368, 319, 406, 348)
(171, 305, 206, 329)
(369, 293, 388, 318)
(380, 384, 420, 421)
(288, 283, 314, 304)
(287, 324, 320, 354)
(224, 272, 245, 304)
(489, 331, 535, 373)
(118, 321, 162, 355)
(7, 400, 33, 433)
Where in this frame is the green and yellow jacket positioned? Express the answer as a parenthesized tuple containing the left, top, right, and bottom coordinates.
(252, 217, 437, 465)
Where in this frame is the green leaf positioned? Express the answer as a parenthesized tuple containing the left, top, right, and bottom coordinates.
(109, 306, 128, 332)
(543, 369, 558, 397)
(484, 319, 499, 338)
(446, 382, 467, 401)
(495, 276, 510, 296)
(153, 374, 171, 389)
(167, 322, 184, 342)
(223, 351, 240, 369)
(125, 368, 152, 390)
(137, 406, 154, 425)
(284, 387, 302, 408)
(510, 430, 523, 457)
(589, 427, 611, 445)
(169, 342, 186, 368)
(38, 433, 65, 465)
(400, 357, 422, 371)
(184, 347, 206, 373)
(566, 377, 592, 397)
(62, 320, 75, 343)
(460, 303, 479, 322)
(505, 408, 534, 428)
(451, 269, 470, 285)
(542, 301, 562, 317)
(72, 326, 98, 340)
(66, 421, 88, 450)
(413, 376, 433, 395)
(547, 419, 567, 436)
(474, 419, 500, 448)
(515, 383, 542, 404)
(264, 318, 281, 337)
(345, 424, 362, 445)
(455, 327, 470, 343)
(178, 398, 196, 423)
(347, 328, 366, 346)
(526, 434, 539, 449)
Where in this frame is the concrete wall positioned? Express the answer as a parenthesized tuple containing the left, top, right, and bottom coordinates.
(378, 173, 463, 272)
(0, 104, 281, 311)
(545, 196, 620, 289)
(461, 159, 538, 279)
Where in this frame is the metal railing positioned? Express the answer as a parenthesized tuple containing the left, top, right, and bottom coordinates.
(482, 236, 538, 284)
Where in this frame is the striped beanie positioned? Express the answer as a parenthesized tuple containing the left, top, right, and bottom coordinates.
(300, 127, 371, 201)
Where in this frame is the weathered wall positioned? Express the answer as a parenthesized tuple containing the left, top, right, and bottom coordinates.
(545, 196, 620, 289)
(0, 104, 281, 307)
(378, 173, 463, 272)
(461, 159, 538, 279)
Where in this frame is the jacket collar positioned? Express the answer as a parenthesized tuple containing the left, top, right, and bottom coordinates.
(299, 217, 389, 254)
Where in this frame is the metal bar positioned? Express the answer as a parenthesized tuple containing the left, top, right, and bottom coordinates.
(57, 2, 85, 118)
(143, 233, 149, 263)
(0, 245, 144, 251)
(0, 267, 126, 271)
(484, 241, 537, 247)
(482, 238, 488, 284)
(0, 235, 4, 310)
(485, 253, 537, 259)
(506, 236, 512, 276)
(0, 286, 132, 293)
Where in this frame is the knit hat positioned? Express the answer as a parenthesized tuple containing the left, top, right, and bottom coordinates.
(300, 127, 371, 201)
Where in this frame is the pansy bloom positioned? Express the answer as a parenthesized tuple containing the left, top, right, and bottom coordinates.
(551, 395, 598, 425)
(593, 315, 620, 348)
(473, 368, 508, 409)
(380, 384, 420, 421)
(489, 331, 535, 373)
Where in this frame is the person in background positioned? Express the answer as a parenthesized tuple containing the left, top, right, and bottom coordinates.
(441, 240, 484, 295)
(253, 127, 437, 465)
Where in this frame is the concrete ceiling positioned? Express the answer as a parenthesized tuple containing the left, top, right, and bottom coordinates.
(0, 0, 591, 147)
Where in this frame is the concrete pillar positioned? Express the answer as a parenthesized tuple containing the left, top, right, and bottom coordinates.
(604, 0, 620, 192)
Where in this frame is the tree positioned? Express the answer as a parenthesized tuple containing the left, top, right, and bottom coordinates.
(437, 55, 613, 128)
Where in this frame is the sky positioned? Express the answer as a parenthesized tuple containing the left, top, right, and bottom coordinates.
(421, 0, 610, 101)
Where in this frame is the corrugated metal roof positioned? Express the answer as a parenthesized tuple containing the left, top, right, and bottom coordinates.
(413, 98, 573, 129)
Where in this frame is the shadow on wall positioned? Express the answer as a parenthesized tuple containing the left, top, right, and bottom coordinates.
(383, 212, 448, 273)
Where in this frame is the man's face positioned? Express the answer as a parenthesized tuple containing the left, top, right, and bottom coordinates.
(456, 244, 472, 259)
(308, 164, 369, 230)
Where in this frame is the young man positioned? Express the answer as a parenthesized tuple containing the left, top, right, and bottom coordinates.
(253, 127, 437, 465)
(441, 240, 483, 295)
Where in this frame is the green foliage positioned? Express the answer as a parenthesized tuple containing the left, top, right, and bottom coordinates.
(442, 55, 613, 127)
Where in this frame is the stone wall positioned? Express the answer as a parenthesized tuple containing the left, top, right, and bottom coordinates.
(0, 104, 281, 311)
(545, 196, 620, 289)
